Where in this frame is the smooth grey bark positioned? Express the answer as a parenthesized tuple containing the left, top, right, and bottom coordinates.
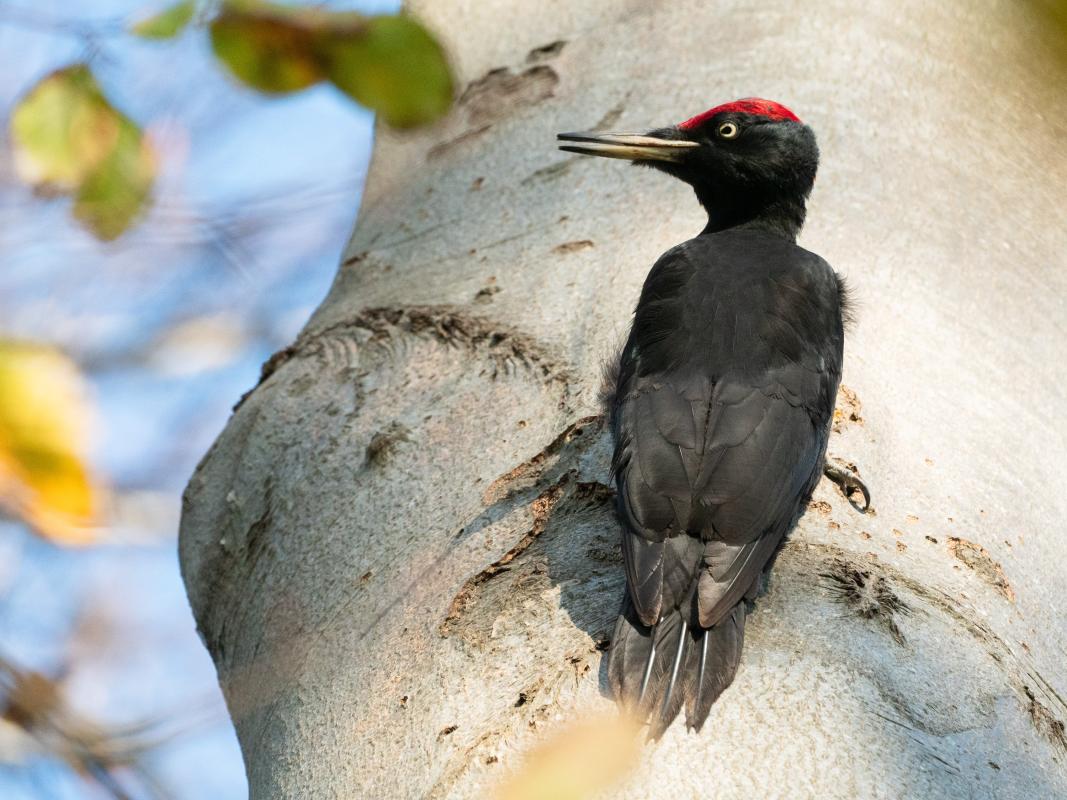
(179, 1, 1067, 797)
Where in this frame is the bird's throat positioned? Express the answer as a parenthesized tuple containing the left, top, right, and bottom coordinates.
(698, 192, 807, 241)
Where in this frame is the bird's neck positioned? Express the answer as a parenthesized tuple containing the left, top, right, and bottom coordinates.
(698, 192, 807, 241)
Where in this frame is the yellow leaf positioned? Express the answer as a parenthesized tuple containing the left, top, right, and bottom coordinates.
(9, 64, 156, 240)
(493, 714, 641, 800)
(0, 341, 99, 544)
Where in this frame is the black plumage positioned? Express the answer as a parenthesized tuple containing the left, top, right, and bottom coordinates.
(560, 98, 851, 736)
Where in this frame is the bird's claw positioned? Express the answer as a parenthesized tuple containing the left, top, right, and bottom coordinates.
(823, 463, 871, 512)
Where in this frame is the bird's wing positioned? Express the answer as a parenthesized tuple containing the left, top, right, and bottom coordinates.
(695, 367, 830, 626)
(614, 361, 832, 628)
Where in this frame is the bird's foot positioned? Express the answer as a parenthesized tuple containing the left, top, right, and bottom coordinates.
(823, 462, 871, 512)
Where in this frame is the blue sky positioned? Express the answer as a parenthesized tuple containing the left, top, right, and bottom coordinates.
(0, 1, 399, 795)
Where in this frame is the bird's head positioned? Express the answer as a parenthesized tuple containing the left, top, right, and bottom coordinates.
(558, 98, 818, 237)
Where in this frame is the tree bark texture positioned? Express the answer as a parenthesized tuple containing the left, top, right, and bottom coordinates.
(179, 1, 1067, 797)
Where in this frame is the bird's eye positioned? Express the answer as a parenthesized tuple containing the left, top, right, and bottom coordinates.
(717, 121, 740, 139)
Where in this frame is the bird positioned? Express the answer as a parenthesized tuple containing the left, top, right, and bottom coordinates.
(558, 98, 869, 738)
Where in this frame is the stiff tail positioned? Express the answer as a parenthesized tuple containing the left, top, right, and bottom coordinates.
(607, 599, 746, 739)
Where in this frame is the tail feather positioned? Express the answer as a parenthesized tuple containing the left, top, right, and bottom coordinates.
(685, 602, 745, 731)
(607, 603, 651, 711)
(688, 626, 710, 726)
(607, 599, 747, 738)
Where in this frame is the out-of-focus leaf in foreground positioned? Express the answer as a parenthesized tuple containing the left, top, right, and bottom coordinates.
(72, 113, 156, 241)
(10, 66, 117, 192)
(131, 0, 196, 39)
(209, 1, 453, 127)
(10, 65, 156, 240)
(322, 15, 453, 128)
(492, 714, 641, 800)
(210, 1, 324, 93)
(0, 341, 99, 544)
(1026, 0, 1067, 63)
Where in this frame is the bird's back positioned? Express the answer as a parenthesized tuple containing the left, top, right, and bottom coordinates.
(621, 229, 843, 387)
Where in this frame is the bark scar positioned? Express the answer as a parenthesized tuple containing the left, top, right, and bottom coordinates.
(235, 305, 574, 410)
(947, 536, 1015, 602)
(440, 415, 611, 636)
(440, 475, 572, 635)
(821, 558, 910, 645)
(481, 415, 601, 506)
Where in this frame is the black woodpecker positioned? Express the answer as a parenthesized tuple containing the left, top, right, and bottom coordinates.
(558, 98, 869, 738)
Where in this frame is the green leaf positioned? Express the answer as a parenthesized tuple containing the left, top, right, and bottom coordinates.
(10, 66, 119, 191)
(131, 0, 196, 39)
(9, 64, 156, 240)
(209, 2, 325, 94)
(73, 116, 156, 241)
(207, 2, 453, 127)
(321, 15, 454, 129)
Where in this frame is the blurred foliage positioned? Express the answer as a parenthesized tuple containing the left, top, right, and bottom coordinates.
(130, 0, 195, 39)
(1, 654, 193, 798)
(0, 341, 99, 545)
(492, 714, 641, 800)
(10, 65, 156, 241)
(321, 14, 453, 128)
(210, 2, 325, 94)
(10, 67, 115, 191)
(7, 1, 453, 241)
(210, 1, 453, 128)
(1029, 0, 1067, 63)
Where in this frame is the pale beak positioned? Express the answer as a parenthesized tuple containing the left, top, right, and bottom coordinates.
(556, 131, 699, 162)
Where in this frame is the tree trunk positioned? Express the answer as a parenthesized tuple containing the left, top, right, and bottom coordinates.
(179, 1, 1067, 797)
